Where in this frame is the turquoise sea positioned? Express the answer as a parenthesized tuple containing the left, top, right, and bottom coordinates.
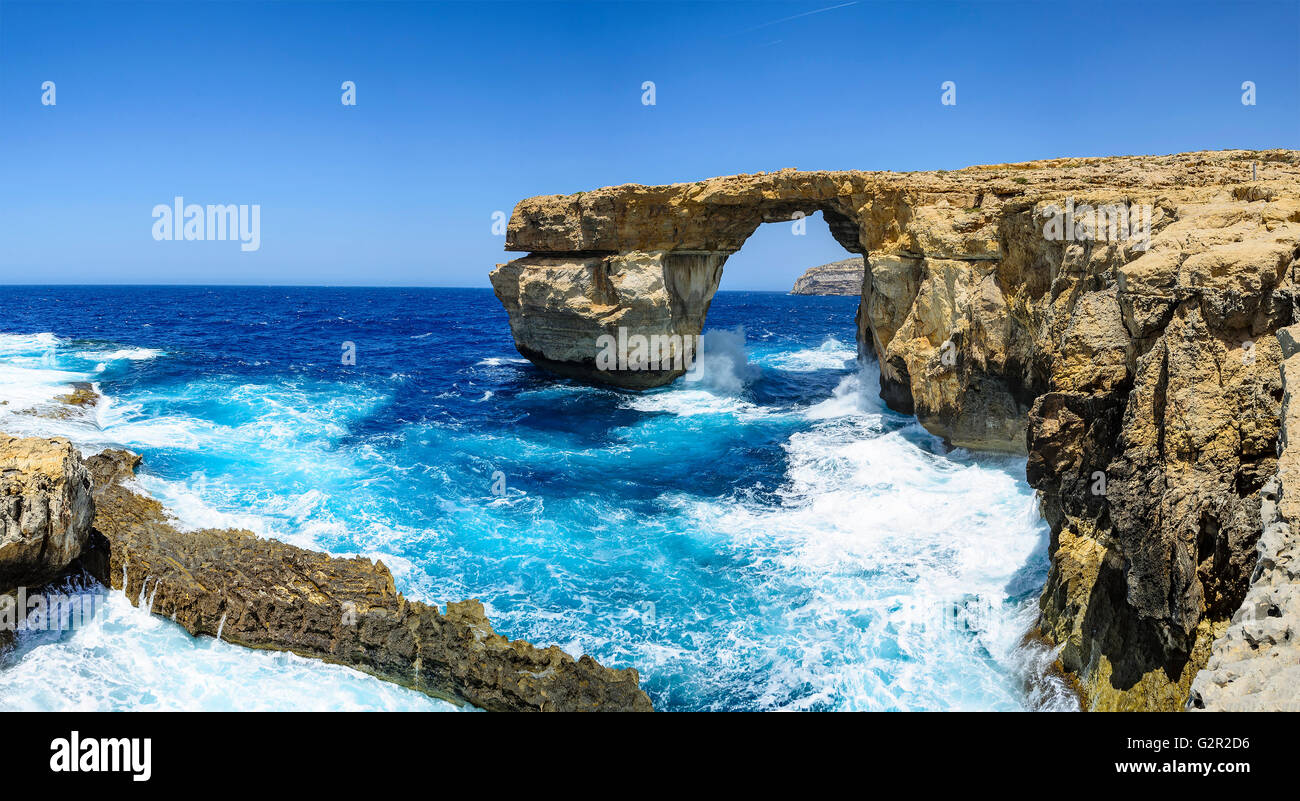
(0, 286, 1074, 711)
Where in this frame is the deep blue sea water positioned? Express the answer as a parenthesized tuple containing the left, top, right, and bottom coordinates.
(0, 286, 1072, 711)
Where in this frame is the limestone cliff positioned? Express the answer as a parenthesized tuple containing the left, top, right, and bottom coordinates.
(791, 257, 865, 295)
(491, 150, 1300, 710)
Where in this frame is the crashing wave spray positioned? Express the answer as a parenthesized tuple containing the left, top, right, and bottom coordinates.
(684, 326, 761, 395)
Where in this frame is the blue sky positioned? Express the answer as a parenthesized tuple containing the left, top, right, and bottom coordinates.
(1, 0, 1296, 289)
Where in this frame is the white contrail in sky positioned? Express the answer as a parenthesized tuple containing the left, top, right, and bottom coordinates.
(737, 1, 860, 34)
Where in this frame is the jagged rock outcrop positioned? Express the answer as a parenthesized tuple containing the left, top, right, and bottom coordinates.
(791, 257, 865, 295)
(492, 149, 1300, 709)
(79, 448, 652, 711)
(1, 422, 651, 711)
(1188, 324, 1300, 711)
(0, 436, 94, 593)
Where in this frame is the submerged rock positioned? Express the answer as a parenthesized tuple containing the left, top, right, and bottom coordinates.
(55, 382, 100, 408)
(492, 149, 1300, 709)
(790, 257, 865, 295)
(14, 382, 102, 421)
(79, 448, 652, 711)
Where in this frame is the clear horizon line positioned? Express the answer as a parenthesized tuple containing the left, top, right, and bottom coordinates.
(0, 283, 815, 292)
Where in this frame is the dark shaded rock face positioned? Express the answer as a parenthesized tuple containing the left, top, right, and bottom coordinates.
(1016, 208, 1298, 708)
(78, 448, 654, 711)
(1188, 325, 1300, 711)
(791, 257, 865, 295)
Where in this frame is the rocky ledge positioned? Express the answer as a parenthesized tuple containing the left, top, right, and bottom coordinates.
(791, 257, 865, 295)
(492, 149, 1300, 710)
(1, 435, 652, 711)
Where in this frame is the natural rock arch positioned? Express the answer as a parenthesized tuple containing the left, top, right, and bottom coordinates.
(490, 151, 1300, 711)
(491, 166, 1025, 449)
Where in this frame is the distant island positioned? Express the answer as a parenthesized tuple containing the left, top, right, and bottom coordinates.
(789, 257, 864, 295)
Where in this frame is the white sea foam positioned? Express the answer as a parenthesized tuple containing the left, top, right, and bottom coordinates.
(645, 364, 1071, 711)
(0, 333, 163, 436)
(622, 389, 772, 419)
(0, 592, 458, 711)
(0, 363, 88, 412)
(74, 347, 162, 362)
(761, 337, 856, 372)
(0, 332, 58, 353)
(0, 335, 160, 424)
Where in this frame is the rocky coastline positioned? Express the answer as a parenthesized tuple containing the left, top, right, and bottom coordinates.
(790, 257, 866, 295)
(5, 150, 1296, 712)
(0, 430, 653, 712)
(491, 149, 1300, 710)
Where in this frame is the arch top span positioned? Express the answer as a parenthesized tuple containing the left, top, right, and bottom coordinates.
(502, 168, 997, 260)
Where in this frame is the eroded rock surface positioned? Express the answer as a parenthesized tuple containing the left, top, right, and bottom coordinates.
(791, 257, 865, 295)
(0, 435, 94, 592)
(494, 149, 1300, 709)
(81, 449, 652, 711)
(1187, 325, 1300, 711)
